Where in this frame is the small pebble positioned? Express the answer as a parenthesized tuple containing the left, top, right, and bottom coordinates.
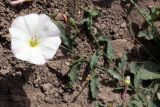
(0, 69, 9, 75)
(120, 23, 127, 28)
(41, 83, 53, 93)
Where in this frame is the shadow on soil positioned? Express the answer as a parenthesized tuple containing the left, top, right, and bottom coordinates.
(92, 0, 115, 8)
(0, 67, 32, 107)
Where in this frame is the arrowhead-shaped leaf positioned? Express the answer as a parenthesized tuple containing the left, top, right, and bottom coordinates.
(107, 69, 123, 80)
(118, 52, 127, 72)
(90, 50, 100, 70)
(90, 75, 99, 99)
(68, 60, 82, 85)
(134, 61, 160, 88)
(56, 22, 74, 50)
(137, 61, 160, 80)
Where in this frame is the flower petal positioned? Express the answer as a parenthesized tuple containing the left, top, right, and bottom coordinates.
(12, 38, 45, 65)
(39, 36, 61, 59)
(37, 14, 60, 38)
(23, 13, 40, 36)
(11, 15, 32, 36)
(29, 47, 46, 65)
(12, 38, 31, 61)
(9, 27, 30, 41)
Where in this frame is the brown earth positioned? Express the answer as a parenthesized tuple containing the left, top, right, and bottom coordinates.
(0, 0, 159, 107)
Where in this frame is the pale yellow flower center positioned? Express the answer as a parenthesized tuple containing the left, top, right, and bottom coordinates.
(29, 37, 39, 48)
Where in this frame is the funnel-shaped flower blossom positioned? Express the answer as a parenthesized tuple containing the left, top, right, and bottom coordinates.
(9, 14, 61, 65)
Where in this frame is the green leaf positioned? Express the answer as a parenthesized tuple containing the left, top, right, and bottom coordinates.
(90, 75, 99, 99)
(80, 18, 89, 25)
(87, 10, 99, 18)
(128, 94, 144, 107)
(87, 17, 93, 31)
(81, 10, 99, 31)
(128, 100, 143, 107)
(107, 69, 123, 80)
(151, 7, 160, 20)
(56, 22, 74, 50)
(140, 9, 152, 21)
(90, 50, 100, 70)
(80, 17, 92, 31)
(137, 61, 160, 80)
(69, 17, 77, 28)
(118, 52, 127, 72)
(133, 61, 160, 88)
(87, 10, 99, 31)
(98, 36, 107, 44)
(62, 34, 74, 50)
(129, 62, 139, 75)
(106, 40, 115, 61)
(137, 68, 160, 80)
(138, 29, 154, 40)
(134, 74, 142, 89)
(147, 100, 154, 107)
(68, 60, 82, 85)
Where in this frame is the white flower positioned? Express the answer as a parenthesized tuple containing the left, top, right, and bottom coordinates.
(9, 14, 61, 65)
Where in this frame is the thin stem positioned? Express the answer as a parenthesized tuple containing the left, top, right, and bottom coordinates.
(129, 0, 152, 26)
(60, 45, 74, 53)
(130, 84, 145, 104)
(73, 81, 89, 102)
(88, 29, 101, 49)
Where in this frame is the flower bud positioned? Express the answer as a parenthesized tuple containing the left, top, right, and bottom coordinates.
(124, 76, 131, 86)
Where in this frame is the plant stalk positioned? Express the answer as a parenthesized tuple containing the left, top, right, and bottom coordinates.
(129, 0, 152, 26)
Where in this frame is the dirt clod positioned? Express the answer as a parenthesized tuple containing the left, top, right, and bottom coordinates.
(41, 83, 53, 93)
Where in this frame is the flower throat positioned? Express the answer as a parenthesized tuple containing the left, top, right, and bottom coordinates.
(29, 37, 39, 47)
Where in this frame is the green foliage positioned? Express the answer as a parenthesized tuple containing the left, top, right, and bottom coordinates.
(81, 10, 99, 31)
(63, 5, 160, 106)
(128, 87, 159, 107)
(138, 29, 154, 40)
(140, 6, 160, 22)
(130, 61, 160, 88)
(69, 17, 77, 28)
(56, 22, 74, 50)
(137, 67, 160, 80)
(118, 52, 127, 72)
(128, 99, 143, 107)
(87, 10, 99, 17)
(107, 69, 123, 80)
(90, 50, 100, 70)
(97, 36, 108, 44)
(97, 38, 115, 62)
(90, 75, 99, 99)
(138, 7, 160, 40)
(140, 9, 152, 21)
(68, 59, 83, 85)
(151, 7, 160, 21)
(129, 62, 139, 74)
(128, 101, 144, 107)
